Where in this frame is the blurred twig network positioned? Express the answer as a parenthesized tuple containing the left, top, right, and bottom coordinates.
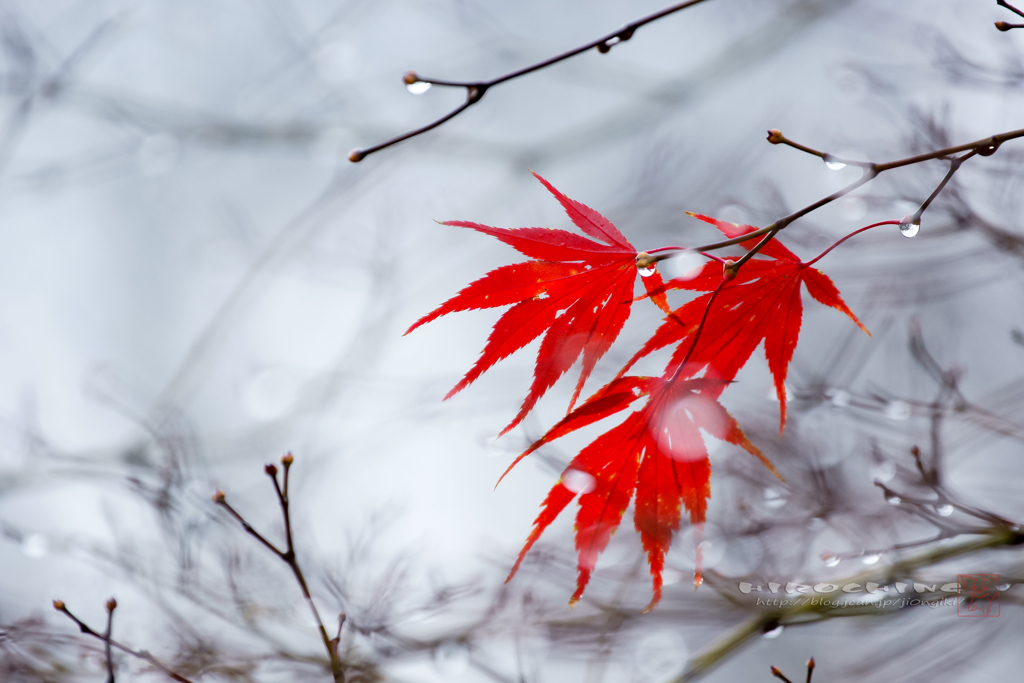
(1, 1, 1023, 682)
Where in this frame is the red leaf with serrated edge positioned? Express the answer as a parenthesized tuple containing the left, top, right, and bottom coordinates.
(406, 173, 670, 434)
(620, 217, 869, 434)
(533, 172, 633, 250)
(504, 377, 778, 611)
(496, 375, 659, 487)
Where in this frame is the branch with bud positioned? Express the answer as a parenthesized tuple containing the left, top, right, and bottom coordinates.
(771, 658, 815, 683)
(348, 0, 712, 161)
(996, 0, 1024, 30)
(53, 599, 194, 683)
(213, 453, 346, 683)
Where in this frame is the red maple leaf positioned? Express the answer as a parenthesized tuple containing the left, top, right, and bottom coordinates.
(406, 172, 671, 434)
(619, 213, 869, 433)
(501, 375, 779, 611)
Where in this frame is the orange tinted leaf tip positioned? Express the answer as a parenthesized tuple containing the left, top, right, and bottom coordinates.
(641, 594, 661, 614)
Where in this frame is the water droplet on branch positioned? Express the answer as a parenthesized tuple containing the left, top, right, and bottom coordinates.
(861, 553, 881, 565)
(637, 265, 655, 277)
(899, 215, 920, 238)
(763, 625, 784, 639)
(406, 80, 432, 95)
(936, 504, 954, 517)
(825, 160, 847, 171)
(822, 552, 841, 567)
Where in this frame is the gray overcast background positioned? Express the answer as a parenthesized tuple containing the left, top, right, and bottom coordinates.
(2, 0, 1024, 681)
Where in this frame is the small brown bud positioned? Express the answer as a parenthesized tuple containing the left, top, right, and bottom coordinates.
(403, 70, 420, 85)
(635, 252, 655, 270)
(770, 666, 785, 680)
(53, 599, 66, 611)
(106, 598, 117, 612)
(281, 453, 294, 466)
(265, 463, 278, 477)
(996, 21, 1011, 31)
(723, 259, 738, 281)
(766, 129, 784, 144)
(348, 148, 365, 163)
(212, 490, 226, 504)
(807, 658, 816, 670)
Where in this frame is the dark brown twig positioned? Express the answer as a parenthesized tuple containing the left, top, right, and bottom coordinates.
(998, 0, 1024, 17)
(104, 598, 116, 683)
(904, 149, 978, 227)
(214, 454, 345, 683)
(647, 126, 1024, 266)
(768, 657, 825, 681)
(766, 129, 873, 169)
(772, 660, 815, 683)
(348, 0, 712, 162)
(53, 600, 194, 683)
(996, 0, 1024, 30)
(667, 277, 728, 383)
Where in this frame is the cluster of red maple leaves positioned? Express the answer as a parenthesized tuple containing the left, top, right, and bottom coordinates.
(406, 173, 868, 611)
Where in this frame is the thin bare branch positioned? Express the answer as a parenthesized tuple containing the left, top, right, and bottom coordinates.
(53, 600, 194, 683)
(771, 665, 795, 683)
(215, 454, 345, 683)
(348, 0, 713, 161)
(648, 126, 1024, 266)
(668, 277, 728, 382)
(997, 0, 1024, 29)
(998, 0, 1024, 18)
(104, 598, 116, 683)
